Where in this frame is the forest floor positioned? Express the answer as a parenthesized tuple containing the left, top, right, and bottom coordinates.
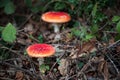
(0, 1, 120, 80)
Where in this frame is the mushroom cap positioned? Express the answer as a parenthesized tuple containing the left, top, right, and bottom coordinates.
(41, 11, 71, 23)
(26, 44, 55, 57)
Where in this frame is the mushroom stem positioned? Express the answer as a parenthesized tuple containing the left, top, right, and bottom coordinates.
(37, 58, 44, 65)
(52, 23, 61, 40)
(52, 23, 60, 33)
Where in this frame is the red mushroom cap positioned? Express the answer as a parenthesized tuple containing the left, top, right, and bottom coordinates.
(41, 11, 71, 23)
(26, 44, 55, 57)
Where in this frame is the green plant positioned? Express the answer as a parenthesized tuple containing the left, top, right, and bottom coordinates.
(112, 16, 120, 33)
(0, 0, 46, 14)
(112, 16, 120, 40)
(39, 64, 50, 74)
(24, 0, 46, 13)
(38, 34, 44, 43)
(0, 0, 15, 14)
(42, 0, 118, 42)
(41, 0, 111, 25)
(72, 27, 94, 42)
(1, 23, 17, 43)
(71, 21, 94, 42)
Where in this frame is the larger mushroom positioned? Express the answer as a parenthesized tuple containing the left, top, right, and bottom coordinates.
(41, 11, 71, 40)
(26, 44, 55, 65)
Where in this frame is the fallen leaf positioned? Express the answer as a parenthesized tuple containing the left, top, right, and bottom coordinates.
(116, 46, 120, 52)
(98, 60, 109, 80)
(70, 39, 97, 59)
(24, 23, 34, 33)
(15, 71, 24, 80)
(80, 39, 97, 53)
(58, 59, 69, 76)
(103, 61, 109, 80)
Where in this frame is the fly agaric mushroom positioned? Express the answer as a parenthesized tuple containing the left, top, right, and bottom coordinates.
(26, 44, 55, 65)
(41, 11, 71, 40)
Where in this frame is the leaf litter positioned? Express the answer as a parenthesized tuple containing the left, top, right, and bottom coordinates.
(0, 2, 120, 80)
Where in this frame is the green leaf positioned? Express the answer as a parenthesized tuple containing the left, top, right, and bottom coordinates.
(39, 64, 50, 73)
(31, 6, 40, 13)
(45, 65, 50, 70)
(90, 24, 99, 33)
(85, 34, 94, 41)
(73, 21, 80, 27)
(4, 2, 15, 14)
(24, 0, 32, 7)
(112, 16, 120, 22)
(0, 26, 4, 32)
(54, 2, 66, 11)
(72, 28, 81, 37)
(2, 23, 16, 43)
(30, 4, 44, 13)
(77, 62, 84, 69)
(116, 21, 120, 33)
(115, 34, 120, 41)
(38, 34, 43, 43)
(92, 3, 97, 18)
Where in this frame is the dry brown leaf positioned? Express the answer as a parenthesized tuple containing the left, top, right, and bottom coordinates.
(15, 71, 24, 80)
(80, 39, 97, 53)
(24, 23, 34, 34)
(109, 38, 115, 45)
(98, 61, 105, 73)
(103, 61, 109, 80)
(70, 39, 97, 59)
(98, 60, 109, 80)
(116, 46, 120, 52)
(91, 56, 104, 64)
(58, 59, 69, 76)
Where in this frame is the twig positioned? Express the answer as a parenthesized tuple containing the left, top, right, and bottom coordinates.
(4, 58, 21, 62)
(0, 77, 14, 80)
(0, 61, 41, 80)
(18, 13, 33, 29)
(105, 40, 120, 74)
(107, 40, 120, 49)
(105, 54, 119, 74)
(20, 32, 39, 43)
(98, 22, 109, 31)
(26, 56, 37, 75)
(1, 46, 23, 57)
(49, 52, 65, 73)
(103, 31, 118, 34)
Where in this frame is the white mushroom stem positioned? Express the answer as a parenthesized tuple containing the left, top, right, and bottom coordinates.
(52, 23, 60, 33)
(37, 58, 44, 66)
(52, 23, 61, 40)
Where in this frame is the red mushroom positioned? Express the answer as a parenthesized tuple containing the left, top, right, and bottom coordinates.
(26, 44, 55, 65)
(41, 11, 71, 40)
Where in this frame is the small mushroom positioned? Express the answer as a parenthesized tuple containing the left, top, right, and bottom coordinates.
(26, 44, 55, 65)
(41, 11, 71, 40)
